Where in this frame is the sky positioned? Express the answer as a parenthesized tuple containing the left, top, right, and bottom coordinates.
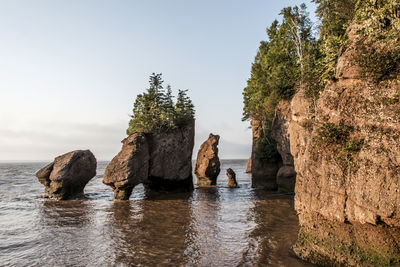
(0, 0, 316, 161)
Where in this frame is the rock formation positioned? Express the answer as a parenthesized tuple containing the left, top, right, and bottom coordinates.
(103, 133, 149, 200)
(246, 157, 252, 173)
(271, 100, 296, 193)
(145, 120, 195, 191)
(226, 168, 238, 187)
(36, 150, 97, 200)
(287, 25, 400, 266)
(250, 119, 280, 190)
(103, 120, 195, 200)
(194, 133, 221, 186)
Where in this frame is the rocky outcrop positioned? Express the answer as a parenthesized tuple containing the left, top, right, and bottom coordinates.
(145, 120, 195, 191)
(36, 150, 97, 200)
(103, 133, 149, 200)
(271, 100, 296, 193)
(246, 157, 252, 173)
(103, 121, 195, 199)
(250, 119, 280, 190)
(226, 168, 238, 187)
(194, 133, 221, 186)
(289, 25, 400, 266)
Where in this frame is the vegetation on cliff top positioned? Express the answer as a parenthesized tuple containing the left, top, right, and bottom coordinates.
(243, 0, 400, 163)
(127, 73, 195, 135)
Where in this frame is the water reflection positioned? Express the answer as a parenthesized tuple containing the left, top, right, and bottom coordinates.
(107, 192, 194, 266)
(1, 160, 313, 266)
(37, 200, 103, 266)
(248, 191, 314, 266)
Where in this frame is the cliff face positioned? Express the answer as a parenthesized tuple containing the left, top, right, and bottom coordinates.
(250, 102, 296, 193)
(250, 119, 280, 190)
(287, 26, 400, 266)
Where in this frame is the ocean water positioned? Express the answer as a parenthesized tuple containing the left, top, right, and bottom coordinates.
(0, 160, 313, 266)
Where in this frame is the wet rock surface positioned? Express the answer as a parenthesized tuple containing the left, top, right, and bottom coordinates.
(194, 133, 221, 186)
(36, 150, 97, 200)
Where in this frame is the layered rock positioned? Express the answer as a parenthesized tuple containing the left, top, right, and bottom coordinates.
(194, 133, 220, 186)
(103, 120, 195, 199)
(36, 150, 97, 200)
(226, 168, 238, 188)
(250, 119, 280, 190)
(271, 100, 296, 193)
(289, 26, 400, 266)
(103, 133, 149, 200)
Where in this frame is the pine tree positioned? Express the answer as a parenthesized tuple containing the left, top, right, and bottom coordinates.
(126, 74, 195, 135)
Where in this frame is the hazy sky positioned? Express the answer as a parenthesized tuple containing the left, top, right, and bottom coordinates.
(0, 0, 316, 161)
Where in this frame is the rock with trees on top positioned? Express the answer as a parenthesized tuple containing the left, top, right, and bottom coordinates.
(104, 73, 195, 200)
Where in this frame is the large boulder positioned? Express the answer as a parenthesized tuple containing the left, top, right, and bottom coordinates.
(103, 133, 149, 200)
(276, 165, 296, 193)
(194, 133, 221, 186)
(36, 150, 97, 200)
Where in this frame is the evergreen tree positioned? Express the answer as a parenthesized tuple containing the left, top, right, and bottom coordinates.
(127, 73, 195, 135)
(174, 89, 195, 127)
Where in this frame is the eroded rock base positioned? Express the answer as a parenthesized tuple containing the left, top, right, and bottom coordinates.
(145, 175, 194, 192)
(251, 162, 279, 190)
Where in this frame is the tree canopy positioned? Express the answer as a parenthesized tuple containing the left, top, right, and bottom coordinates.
(242, 4, 314, 128)
(242, 1, 400, 163)
(126, 73, 195, 135)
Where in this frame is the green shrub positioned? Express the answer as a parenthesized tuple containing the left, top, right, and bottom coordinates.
(316, 123, 353, 146)
(316, 123, 364, 169)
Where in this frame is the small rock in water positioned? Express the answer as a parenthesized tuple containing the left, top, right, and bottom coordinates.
(226, 168, 238, 188)
(36, 150, 97, 200)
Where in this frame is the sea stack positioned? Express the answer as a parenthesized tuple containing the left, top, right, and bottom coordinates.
(194, 133, 221, 186)
(36, 150, 97, 200)
(103, 133, 149, 200)
(226, 168, 238, 188)
(246, 157, 252, 173)
(103, 120, 195, 200)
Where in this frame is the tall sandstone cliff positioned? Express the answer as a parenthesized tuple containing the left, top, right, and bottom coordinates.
(284, 26, 400, 265)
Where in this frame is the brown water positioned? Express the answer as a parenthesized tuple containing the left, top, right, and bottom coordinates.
(0, 160, 313, 266)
